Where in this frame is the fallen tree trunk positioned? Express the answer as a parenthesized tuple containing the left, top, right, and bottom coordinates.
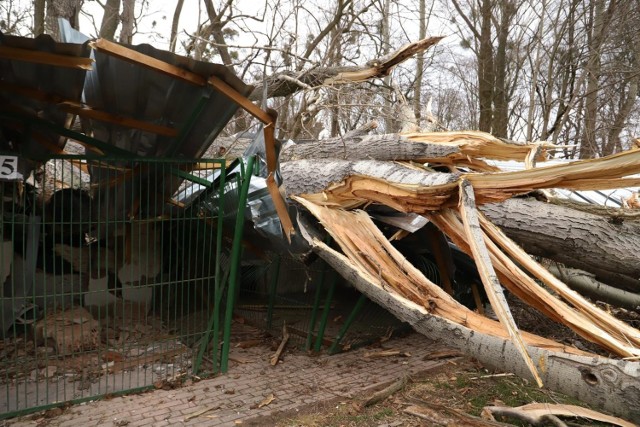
(281, 159, 640, 292)
(482, 198, 640, 292)
(280, 131, 553, 170)
(298, 218, 640, 423)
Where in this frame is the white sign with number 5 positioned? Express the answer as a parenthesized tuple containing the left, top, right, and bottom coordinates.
(0, 156, 19, 180)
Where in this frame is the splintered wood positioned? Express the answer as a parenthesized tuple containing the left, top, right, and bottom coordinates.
(457, 180, 542, 387)
(289, 137, 640, 362)
(294, 197, 588, 355)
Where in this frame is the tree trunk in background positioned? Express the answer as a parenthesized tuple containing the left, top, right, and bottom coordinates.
(45, 0, 83, 41)
(526, 0, 545, 142)
(580, 0, 617, 158)
(99, 0, 121, 41)
(413, 0, 427, 128)
(169, 0, 185, 53)
(602, 10, 640, 156)
(203, 0, 234, 69)
(491, 1, 515, 138)
(380, 0, 396, 133)
(34, 0, 45, 36)
(118, 0, 135, 44)
(580, 0, 604, 158)
(477, 0, 494, 133)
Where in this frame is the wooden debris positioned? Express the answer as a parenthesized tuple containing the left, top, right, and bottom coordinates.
(470, 373, 515, 380)
(34, 307, 100, 356)
(257, 393, 275, 408)
(405, 401, 511, 426)
(422, 349, 464, 360)
(234, 339, 262, 349)
(364, 349, 410, 358)
(362, 376, 407, 407)
(183, 405, 220, 422)
(483, 403, 635, 427)
(228, 355, 252, 364)
(287, 326, 333, 347)
(270, 323, 289, 366)
(458, 179, 542, 387)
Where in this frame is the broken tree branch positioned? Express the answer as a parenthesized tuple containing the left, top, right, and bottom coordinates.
(270, 323, 289, 366)
(484, 403, 636, 427)
(362, 376, 407, 407)
(249, 36, 444, 100)
(547, 264, 640, 309)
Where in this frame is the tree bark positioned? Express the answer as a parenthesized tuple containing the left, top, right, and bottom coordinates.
(413, 0, 428, 128)
(481, 198, 640, 291)
(547, 265, 640, 310)
(45, 0, 83, 41)
(34, 0, 46, 36)
(491, 1, 515, 138)
(477, 0, 494, 133)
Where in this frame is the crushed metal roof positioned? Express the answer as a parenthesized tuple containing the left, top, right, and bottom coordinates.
(0, 23, 252, 173)
(0, 24, 256, 222)
(58, 21, 252, 159)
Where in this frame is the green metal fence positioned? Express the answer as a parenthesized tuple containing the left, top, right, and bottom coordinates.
(0, 154, 252, 418)
(235, 254, 410, 355)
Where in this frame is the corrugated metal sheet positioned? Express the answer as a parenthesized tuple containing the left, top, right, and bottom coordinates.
(59, 20, 252, 159)
(0, 31, 90, 177)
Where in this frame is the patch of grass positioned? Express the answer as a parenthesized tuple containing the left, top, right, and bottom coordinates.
(373, 407, 393, 420)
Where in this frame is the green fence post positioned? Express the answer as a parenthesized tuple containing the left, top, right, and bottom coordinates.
(220, 156, 255, 373)
(193, 162, 227, 375)
(305, 265, 326, 351)
(328, 293, 367, 354)
(314, 270, 337, 352)
(266, 255, 281, 330)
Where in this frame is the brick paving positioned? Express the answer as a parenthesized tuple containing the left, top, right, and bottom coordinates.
(4, 331, 449, 427)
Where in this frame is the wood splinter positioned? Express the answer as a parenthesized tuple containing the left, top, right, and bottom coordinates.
(270, 323, 289, 366)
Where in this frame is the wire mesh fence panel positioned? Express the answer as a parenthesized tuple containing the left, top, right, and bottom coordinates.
(0, 155, 249, 417)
